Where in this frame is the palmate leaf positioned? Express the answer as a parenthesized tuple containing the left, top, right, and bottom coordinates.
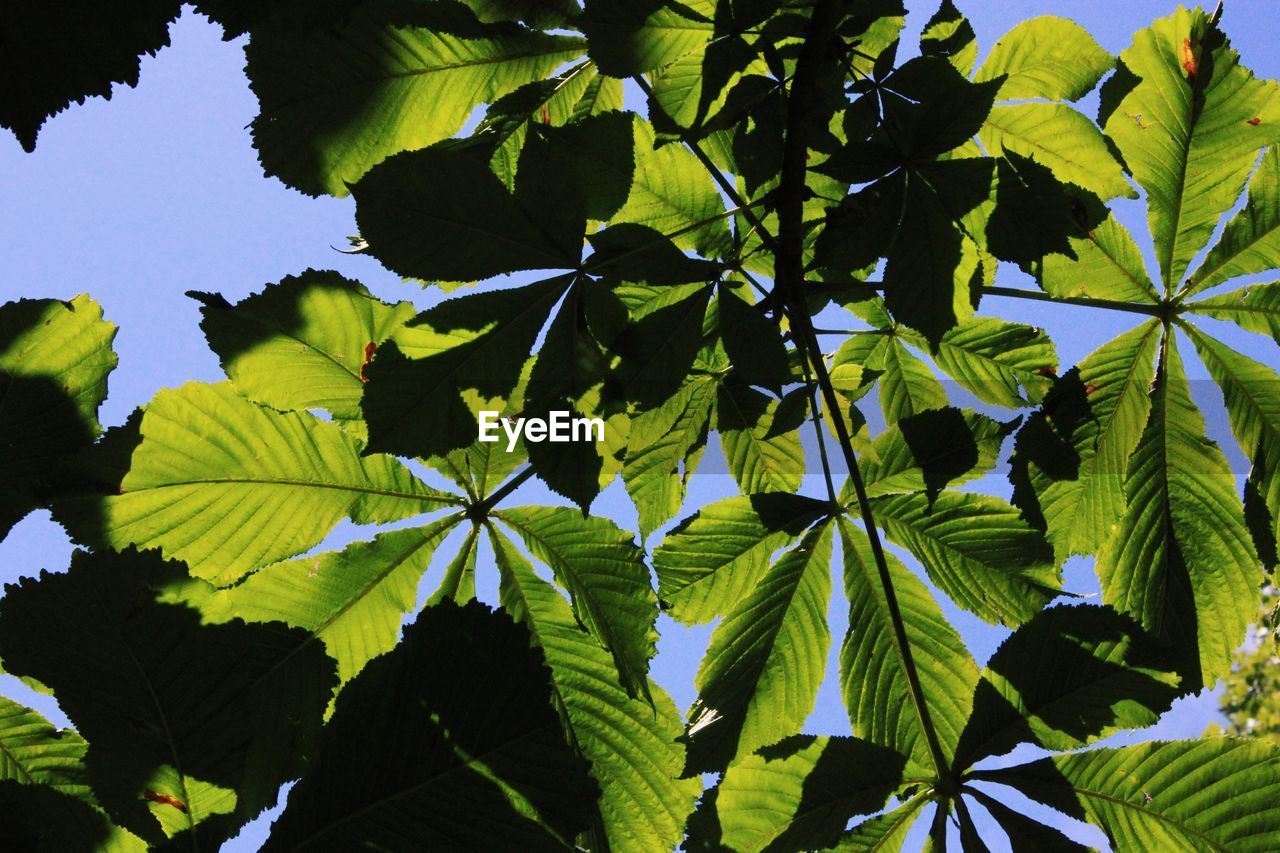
(653, 493, 831, 626)
(198, 515, 461, 685)
(871, 490, 1060, 627)
(1187, 326, 1280, 571)
(0, 549, 337, 846)
(685, 521, 834, 774)
(1100, 6, 1280, 291)
(55, 381, 454, 586)
(953, 604, 1180, 771)
(1011, 320, 1162, 561)
(1189, 281, 1280, 345)
(191, 270, 415, 423)
(685, 735, 906, 853)
(262, 600, 599, 851)
(0, 0, 181, 151)
(1096, 335, 1258, 688)
(247, 2, 586, 196)
(839, 519, 978, 777)
(490, 530, 699, 853)
(979, 739, 1280, 851)
(0, 295, 117, 537)
(495, 505, 658, 700)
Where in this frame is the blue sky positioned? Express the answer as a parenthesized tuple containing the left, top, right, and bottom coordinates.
(1, 2, 1277, 849)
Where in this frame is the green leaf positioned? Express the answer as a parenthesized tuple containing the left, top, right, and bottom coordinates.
(0, 695, 92, 803)
(653, 493, 830, 625)
(0, 779, 145, 853)
(55, 382, 453, 585)
(1186, 326, 1280, 579)
(0, 295, 117, 537)
(353, 145, 585, 282)
(580, 0, 713, 76)
(1011, 320, 1162, 561)
(953, 604, 1180, 771)
(920, 0, 977, 77)
(880, 337, 949, 423)
(718, 288, 791, 394)
(201, 516, 460, 684)
(686, 735, 906, 853)
(362, 276, 571, 459)
(610, 284, 713, 408)
(900, 316, 1057, 408)
(685, 521, 834, 773)
(191, 270, 415, 422)
(965, 788, 1090, 853)
(716, 382, 805, 496)
(623, 374, 716, 539)
(839, 519, 978, 776)
(1096, 334, 1258, 688)
(491, 529, 699, 853)
(0, 549, 337, 845)
(979, 103, 1133, 201)
(496, 506, 658, 700)
(861, 408, 1010, 499)
(1101, 7, 1280, 290)
(1185, 146, 1280, 297)
(248, 4, 585, 196)
(1038, 213, 1159, 303)
(1188, 282, 1280, 345)
(836, 795, 930, 853)
(974, 16, 1111, 101)
(262, 600, 598, 851)
(981, 739, 1280, 851)
(0, 1, 181, 151)
(872, 490, 1060, 627)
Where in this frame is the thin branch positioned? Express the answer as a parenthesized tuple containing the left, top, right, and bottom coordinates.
(982, 284, 1166, 317)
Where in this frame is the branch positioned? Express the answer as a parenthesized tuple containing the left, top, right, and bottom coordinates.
(772, 0, 953, 782)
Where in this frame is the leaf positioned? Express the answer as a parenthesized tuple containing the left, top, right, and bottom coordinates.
(872, 490, 1060, 627)
(685, 521, 834, 773)
(686, 735, 906, 853)
(879, 338, 949, 423)
(920, 0, 976, 77)
(1011, 320, 1162, 561)
(491, 530, 699, 853)
(191, 270, 415, 422)
(900, 316, 1057, 408)
(496, 506, 658, 700)
(248, 4, 586, 196)
(353, 145, 584, 282)
(361, 276, 571, 459)
(580, 0, 713, 76)
(587, 223, 720, 285)
(623, 374, 716, 539)
(953, 604, 1180, 770)
(981, 739, 1280, 851)
(0, 779, 145, 853)
(974, 16, 1112, 102)
(716, 382, 805, 496)
(1186, 327, 1280, 578)
(1038, 213, 1159, 303)
(0, 549, 337, 845)
(610, 285, 713, 408)
(653, 493, 831, 625)
(1189, 282, 1280, 345)
(0, 295, 117, 537)
(201, 516, 460, 684)
(1185, 146, 1280, 297)
(839, 519, 978, 776)
(55, 382, 453, 585)
(718, 288, 791, 393)
(1096, 335, 1258, 688)
(860, 408, 1010, 499)
(979, 103, 1132, 201)
(965, 788, 1090, 853)
(1100, 7, 1280, 290)
(0, 695, 92, 803)
(837, 795, 930, 853)
(262, 600, 598, 851)
(0, 1, 181, 151)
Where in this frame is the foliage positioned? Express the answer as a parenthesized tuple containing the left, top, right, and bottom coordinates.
(3, 0, 1280, 849)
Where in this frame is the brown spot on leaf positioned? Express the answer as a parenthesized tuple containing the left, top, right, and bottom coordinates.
(1084, 383, 1100, 396)
(1247, 117, 1262, 126)
(359, 341, 377, 383)
(1035, 366, 1058, 379)
(1181, 38, 1198, 79)
(144, 790, 188, 813)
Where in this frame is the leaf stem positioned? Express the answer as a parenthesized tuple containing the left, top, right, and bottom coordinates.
(982, 284, 1166, 317)
(468, 465, 537, 520)
(771, 0, 953, 783)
